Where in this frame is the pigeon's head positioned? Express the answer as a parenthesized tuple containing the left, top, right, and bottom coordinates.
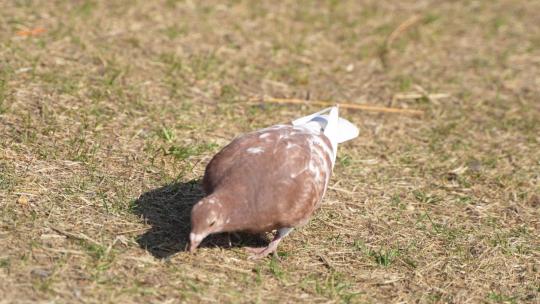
(189, 196, 225, 252)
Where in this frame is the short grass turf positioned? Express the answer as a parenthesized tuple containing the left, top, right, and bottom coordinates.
(1, 1, 539, 303)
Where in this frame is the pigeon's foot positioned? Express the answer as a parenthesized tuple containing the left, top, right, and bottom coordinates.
(245, 245, 277, 260)
(245, 227, 293, 260)
(244, 246, 266, 254)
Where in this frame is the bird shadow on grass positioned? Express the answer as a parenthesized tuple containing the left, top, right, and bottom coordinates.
(133, 179, 267, 259)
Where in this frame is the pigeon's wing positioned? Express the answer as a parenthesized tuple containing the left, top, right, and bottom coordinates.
(238, 129, 333, 228)
(268, 132, 333, 227)
(204, 125, 333, 232)
(202, 126, 286, 194)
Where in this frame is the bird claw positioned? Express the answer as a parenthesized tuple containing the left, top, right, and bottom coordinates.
(244, 246, 265, 254)
(245, 229, 288, 260)
(245, 246, 276, 260)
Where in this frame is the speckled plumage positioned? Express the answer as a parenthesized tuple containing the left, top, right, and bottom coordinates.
(189, 107, 358, 258)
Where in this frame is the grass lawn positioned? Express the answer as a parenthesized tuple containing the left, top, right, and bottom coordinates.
(1, 1, 539, 303)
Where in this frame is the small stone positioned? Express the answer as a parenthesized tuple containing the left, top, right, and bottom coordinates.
(31, 268, 51, 279)
(72, 288, 82, 299)
(17, 196, 29, 207)
(528, 195, 539, 208)
(467, 160, 482, 172)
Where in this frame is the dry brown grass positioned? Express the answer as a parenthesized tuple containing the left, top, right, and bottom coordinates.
(1, 0, 539, 303)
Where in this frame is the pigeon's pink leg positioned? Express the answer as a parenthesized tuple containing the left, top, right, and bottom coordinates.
(245, 228, 293, 259)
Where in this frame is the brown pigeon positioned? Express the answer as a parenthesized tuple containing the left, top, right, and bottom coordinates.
(189, 106, 359, 258)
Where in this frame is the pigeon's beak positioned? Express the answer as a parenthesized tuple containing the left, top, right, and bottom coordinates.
(189, 240, 200, 253)
(189, 232, 205, 253)
(189, 241, 199, 253)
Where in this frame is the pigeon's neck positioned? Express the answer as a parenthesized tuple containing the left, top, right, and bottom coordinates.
(205, 192, 241, 231)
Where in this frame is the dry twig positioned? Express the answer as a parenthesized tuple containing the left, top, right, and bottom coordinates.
(16, 27, 46, 37)
(386, 15, 422, 48)
(380, 15, 422, 67)
(50, 227, 102, 246)
(250, 97, 424, 116)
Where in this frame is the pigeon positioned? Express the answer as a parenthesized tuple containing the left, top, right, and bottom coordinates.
(189, 106, 359, 258)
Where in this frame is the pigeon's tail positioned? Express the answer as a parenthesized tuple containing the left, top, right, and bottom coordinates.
(334, 117, 359, 144)
(291, 105, 359, 162)
(291, 107, 333, 126)
(323, 105, 339, 136)
(323, 106, 340, 159)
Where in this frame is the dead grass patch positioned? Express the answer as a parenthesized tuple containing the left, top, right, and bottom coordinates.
(1, 0, 539, 303)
